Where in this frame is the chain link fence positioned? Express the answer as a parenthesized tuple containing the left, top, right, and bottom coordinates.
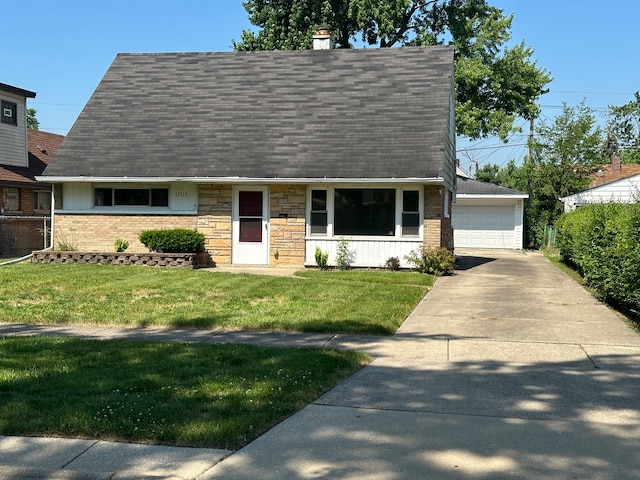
(0, 215, 51, 258)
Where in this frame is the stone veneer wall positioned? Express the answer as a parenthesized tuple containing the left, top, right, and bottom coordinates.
(197, 184, 233, 266)
(269, 185, 306, 266)
(31, 251, 206, 267)
(53, 214, 197, 252)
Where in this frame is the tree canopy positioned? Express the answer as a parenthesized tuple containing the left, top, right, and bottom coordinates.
(27, 108, 39, 130)
(234, 0, 552, 141)
(605, 91, 640, 164)
(476, 102, 604, 247)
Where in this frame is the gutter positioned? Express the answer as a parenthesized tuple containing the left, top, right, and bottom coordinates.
(35, 176, 446, 185)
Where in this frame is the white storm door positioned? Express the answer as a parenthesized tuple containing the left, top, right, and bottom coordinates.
(232, 187, 269, 265)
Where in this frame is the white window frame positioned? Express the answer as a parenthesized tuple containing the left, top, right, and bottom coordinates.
(306, 185, 423, 240)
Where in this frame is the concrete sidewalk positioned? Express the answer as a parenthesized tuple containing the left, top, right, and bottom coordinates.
(1, 250, 640, 479)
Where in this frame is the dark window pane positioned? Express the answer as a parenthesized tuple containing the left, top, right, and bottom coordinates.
(311, 190, 327, 210)
(403, 190, 419, 211)
(402, 211, 420, 236)
(334, 189, 395, 236)
(114, 189, 149, 206)
(240, 218, 262, 242)
(239, 191, 262, 216)
(151, 188, 169, 207)
(95, 188, 113, 206)
(310, 212, 328, 234)
(402, 212, 420, 228)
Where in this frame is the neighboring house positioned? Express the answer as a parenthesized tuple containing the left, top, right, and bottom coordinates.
(38, 41, 456, 268)
(560, 156, 640, 212)
(0, 82, 63, 256)
(452, 176, 528, 250)
(560, 174, 640, 212)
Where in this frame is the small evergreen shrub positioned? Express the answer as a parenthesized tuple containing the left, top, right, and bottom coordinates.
(314, 246, 329, 270)
(114, 237, 129, 252)
(138, 228, 205, 253)
(405, 247, 455, 276)
(384, 256, 401, 271)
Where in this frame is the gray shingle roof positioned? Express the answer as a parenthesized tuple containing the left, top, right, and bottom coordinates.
(43, 47, 454, 180)
(456, 176, 527, 196)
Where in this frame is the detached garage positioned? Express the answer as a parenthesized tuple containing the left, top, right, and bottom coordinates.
(453, 176, 528, 250)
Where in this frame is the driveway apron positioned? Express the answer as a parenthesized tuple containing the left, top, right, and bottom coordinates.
(204, 250, 640, 480)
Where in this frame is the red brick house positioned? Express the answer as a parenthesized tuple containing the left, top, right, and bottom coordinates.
(38, 43, 456, 267)
(0, 82, 64, 256)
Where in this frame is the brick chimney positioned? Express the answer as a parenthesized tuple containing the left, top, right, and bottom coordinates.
(611, 155, 621, 172)
(313, 29, 332, 50)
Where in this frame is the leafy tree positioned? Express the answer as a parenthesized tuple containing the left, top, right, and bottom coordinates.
(605, 91, 640, 163)
(27, 108, 39, 130)
(479, 103, 604, 247)
(234, 0, 551, 141)
(475, 163, 500, 184)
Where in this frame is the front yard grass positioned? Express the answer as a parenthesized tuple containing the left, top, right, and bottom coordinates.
(0, 336, 368, 450)
(0, 264, 431, 335)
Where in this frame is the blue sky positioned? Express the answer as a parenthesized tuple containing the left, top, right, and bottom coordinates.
(3, 1, 638, 173)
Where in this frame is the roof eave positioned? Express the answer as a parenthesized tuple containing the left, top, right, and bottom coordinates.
(36, 176, 446, 185)
(457, 193, 529, 199)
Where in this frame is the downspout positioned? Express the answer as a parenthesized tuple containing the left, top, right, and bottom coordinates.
(48, 185, 55, 249)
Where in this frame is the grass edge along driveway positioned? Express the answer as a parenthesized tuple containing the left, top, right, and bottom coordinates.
(0, 264, 434, 335)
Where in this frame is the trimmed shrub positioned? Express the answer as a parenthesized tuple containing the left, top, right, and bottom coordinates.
(138, 228, 205, 253)
(405, 247, 455, 276)
(556, 202, 640, 311)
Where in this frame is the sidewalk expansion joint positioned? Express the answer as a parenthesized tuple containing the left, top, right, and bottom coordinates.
(580, 344, 600, 369)
(60, 440, 100, 469)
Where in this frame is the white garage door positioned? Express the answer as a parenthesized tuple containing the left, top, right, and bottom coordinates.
(453, 205, 516, 249)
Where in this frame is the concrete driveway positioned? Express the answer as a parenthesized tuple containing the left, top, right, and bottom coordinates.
(205, 250, 640, 480)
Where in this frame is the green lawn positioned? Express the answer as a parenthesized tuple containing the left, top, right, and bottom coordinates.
(0, 336, 368, 450)
(0, 264, 432, 335)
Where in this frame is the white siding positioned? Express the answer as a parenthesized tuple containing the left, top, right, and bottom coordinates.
(0, 92, 28, 167)
(62, 183, 92, 210)
(561, 175, 640, 211)
(305, 238, 422, 268)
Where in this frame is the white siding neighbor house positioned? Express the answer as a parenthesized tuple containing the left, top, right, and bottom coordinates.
(560, 174, 640, 212)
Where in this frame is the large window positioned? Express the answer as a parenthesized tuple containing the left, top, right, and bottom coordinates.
(334, 188, 396, 236)
(4, 187, 20, 211)
(310, 190, 328, 235)
(1, 100, 17, 126)
(94, 188, 169, 207)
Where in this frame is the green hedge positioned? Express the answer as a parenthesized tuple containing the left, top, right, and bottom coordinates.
(556, 202, 640, 311)
(138, 228, 205, 253)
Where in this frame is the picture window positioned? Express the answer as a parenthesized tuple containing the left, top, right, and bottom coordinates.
(94, 187, 169, 207)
